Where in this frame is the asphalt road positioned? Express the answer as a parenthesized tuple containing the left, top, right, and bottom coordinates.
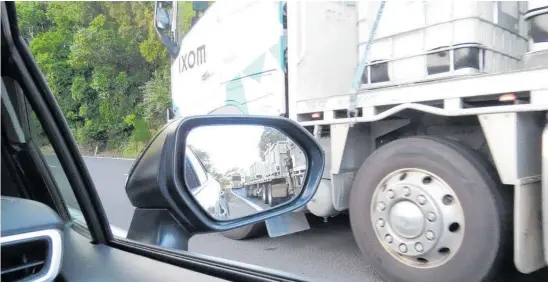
(44, 155, 135, 230)
(46, 155, 548, 282)
(74, 156, 381, 281)
(231, 188, 271, 210)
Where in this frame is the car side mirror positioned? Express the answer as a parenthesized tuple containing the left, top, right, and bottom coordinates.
(155, 7, 171, 30)
(153, 1, 179, 58)
(124, 116, 324, 250)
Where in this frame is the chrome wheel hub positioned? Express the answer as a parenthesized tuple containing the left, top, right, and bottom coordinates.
(389, 201, 424, 238)
(371, 169, 465, 268)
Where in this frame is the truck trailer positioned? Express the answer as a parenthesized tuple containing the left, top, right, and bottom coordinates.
(154, 1, 548, 281)
(243, 140, 307, 206)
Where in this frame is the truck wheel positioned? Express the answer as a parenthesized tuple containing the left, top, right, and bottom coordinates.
(267, 184, 274, 206)
(221, 222, 266, 240)
(349, 136, 511, 282)
(261, 185, 268, 204)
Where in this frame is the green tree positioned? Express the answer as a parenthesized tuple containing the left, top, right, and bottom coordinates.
(189, 145, 213, 172)
(188, 145, 233, 188)
(17, 1, 174, 157)
(141, 66, 171, 129)
(258, 128, 288, 160)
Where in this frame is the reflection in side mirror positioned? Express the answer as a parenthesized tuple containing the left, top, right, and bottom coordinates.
(156, 7, 171, 30)
(186, 125, 308, 221)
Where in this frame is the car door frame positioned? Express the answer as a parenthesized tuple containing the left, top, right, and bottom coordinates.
(3, 2, 309, 281)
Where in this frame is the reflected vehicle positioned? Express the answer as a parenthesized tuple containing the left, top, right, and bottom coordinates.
(244, 139, 307, 207)
(185, 147, 229, 220)
(185, 124, 308, 220)
(231, 173, 243, 189)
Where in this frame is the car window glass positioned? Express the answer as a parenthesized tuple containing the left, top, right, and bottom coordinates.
(184, 156, 200, 190)
(186, 149, 207, 184)
(4, 77, 87, 228)
(30, 118, 86, 227)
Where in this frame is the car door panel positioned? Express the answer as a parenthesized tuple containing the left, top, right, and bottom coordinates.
(61, 228, 226, 282)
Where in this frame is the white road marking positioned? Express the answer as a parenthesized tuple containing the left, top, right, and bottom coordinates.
(82, 156, 135, 161)
(231, 190, 264, 211)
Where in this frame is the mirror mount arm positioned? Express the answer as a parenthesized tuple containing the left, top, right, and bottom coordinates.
(126, 208, 191, 251)
(155, 27, 179, 58)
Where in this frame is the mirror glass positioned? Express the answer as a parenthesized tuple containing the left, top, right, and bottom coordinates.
(185, 125, 308, 221)
(156, 7, 171, 30)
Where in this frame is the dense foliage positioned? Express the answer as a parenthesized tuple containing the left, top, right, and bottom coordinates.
(259, 127, 288, 160)
(17, 1, 193, 157)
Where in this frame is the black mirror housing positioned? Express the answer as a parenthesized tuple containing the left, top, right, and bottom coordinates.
(125, 116, 324, 236)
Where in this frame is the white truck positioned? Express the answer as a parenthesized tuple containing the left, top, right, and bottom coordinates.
(243, 140, 307, 206)
(230, 172, 243, 189)
(154, 1, 548, 281)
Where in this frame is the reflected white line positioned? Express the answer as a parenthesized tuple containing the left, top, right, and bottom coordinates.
(231, 190, 264, 211)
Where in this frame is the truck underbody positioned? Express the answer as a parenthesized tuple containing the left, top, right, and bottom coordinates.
(298, 64, 548, 274)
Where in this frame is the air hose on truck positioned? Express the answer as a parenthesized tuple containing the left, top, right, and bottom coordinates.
(348, 1, 386, 126)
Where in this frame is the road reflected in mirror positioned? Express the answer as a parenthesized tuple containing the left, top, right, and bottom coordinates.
(185, 125, 308, 221)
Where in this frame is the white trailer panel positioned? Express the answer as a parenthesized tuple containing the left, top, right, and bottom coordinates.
(286, 1, 358, 122)
(249, 161, 266, 180)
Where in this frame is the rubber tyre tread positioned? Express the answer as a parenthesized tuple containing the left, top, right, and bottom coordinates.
(221, 222, 266, 240)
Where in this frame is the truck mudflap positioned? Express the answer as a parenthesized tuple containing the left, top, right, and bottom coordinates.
(265, 212, 310, 238)
(515, 176, 544, 273)
(543, 112, 548, 266)
(480, 112, 545, 273)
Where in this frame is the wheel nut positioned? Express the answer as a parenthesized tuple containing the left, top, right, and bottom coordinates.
(427, 212, 436, 222)
(377, 219, 385, 228)
(426, 231, 435, 241)
(377, 202, 386, 212)
(402, 187, 411, 196)
(417, 195, 426, 205)
(399, 244, 408, 253)
(415, 243, 424, 252)
(387, 190, 395, 199)
(385, 235, 393, 243)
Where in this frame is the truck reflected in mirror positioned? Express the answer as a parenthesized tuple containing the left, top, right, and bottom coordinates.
(185, 125, 308, 221)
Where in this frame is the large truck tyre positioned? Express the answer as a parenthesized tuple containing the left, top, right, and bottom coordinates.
(262, 185, 270, 205)
(349, 136, 511, 282)
(221, 222, 266, 240)
(267, 184, 275, 206)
